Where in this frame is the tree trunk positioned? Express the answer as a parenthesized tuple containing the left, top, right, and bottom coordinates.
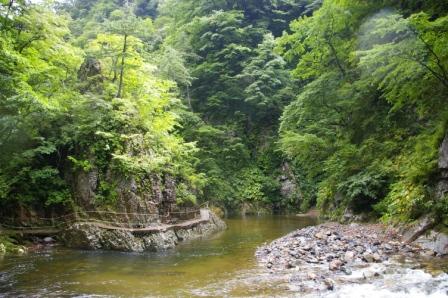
(2, 0, 15, 29)
(116, 33, 128, 98)
(186, 85, 193, 111)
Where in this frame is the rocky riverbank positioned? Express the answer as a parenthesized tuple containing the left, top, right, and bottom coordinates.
(61, 210, 226, 252)
(256, 222, 448, 295)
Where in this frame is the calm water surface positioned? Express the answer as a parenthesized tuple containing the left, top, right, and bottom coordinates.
(0, 215, 317, 297)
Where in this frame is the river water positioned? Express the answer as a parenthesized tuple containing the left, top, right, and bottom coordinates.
(0, 215, 317, 297)
(0, 215, 447, 297)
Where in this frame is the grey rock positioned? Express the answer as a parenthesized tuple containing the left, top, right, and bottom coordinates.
(61, 211, 226, 252)
(329, 259, 343, 271)
(341, 266, 352, 275)
(315, 232, 327, 240)
(436, 132, 448, 199)
(43, 237, 54, 243)
(363, 252, 375, 263)
(344, 251, 355, 263)
(439, 132, 448, 170)
(414, 230, 448, 256)
(324, 278, 335, 290)
(402, 216, 436, 243)
(279, 163, 299, 200)
(372, 253, 382, 262)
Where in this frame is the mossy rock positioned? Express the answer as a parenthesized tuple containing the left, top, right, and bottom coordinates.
(0, 236, 27, 255)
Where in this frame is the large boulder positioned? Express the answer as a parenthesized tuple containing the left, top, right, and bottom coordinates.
(142, 230, 178, 251)
(61, 210, 226, 252)
(402, 216, 436, 243)
(414, 230, 448, 256)
(61, 223, 144, 252)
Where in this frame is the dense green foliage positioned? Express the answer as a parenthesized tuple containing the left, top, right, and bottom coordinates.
(0, 0, 447, 222)
(278, 0, 448, 221)
(0, 0, 202, 213)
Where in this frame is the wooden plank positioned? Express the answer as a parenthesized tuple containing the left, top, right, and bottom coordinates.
(0, 209, 211, 236)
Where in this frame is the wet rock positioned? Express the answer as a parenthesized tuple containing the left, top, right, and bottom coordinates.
(372, 253, 382, 262)
(61, 211, 226, 252)
(344, 251, 355, 263)
(363, 270, 378, 279)
(383, 243, 393, 251)
(341, 266, 352, 275)
(421, 249, 436, 257)
(414, 230, 448, 256)
(256, 222, 431, 294)
(402, 216, 436, 243)
(315, 232, 327, 240)
(329, 259, 343, 271)
(15, 247, 26, 255)
(61, 223, 104, 250)
(324, 278, 335, 290)
(43, 237, 55, 243)
(363, 252, 375, 263)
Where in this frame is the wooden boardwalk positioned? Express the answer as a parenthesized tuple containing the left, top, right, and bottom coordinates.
(0, 209, 210, 236)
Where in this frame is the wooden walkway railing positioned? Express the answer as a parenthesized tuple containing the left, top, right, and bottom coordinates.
(0, 204, 210, 236)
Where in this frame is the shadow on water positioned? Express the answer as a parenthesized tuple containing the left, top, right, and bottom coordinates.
(0, 215, 318, 297)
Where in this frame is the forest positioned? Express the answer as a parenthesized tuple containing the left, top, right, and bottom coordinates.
(1, 0, 448, 224)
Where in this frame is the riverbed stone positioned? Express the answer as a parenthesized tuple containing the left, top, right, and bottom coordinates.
(256, 222, 438, 292)
(344, 251, 355, 263)
(363, 252, 375, 263)
(372, 252, 382, 262)
(329, 259, 343, 271)
(323, 278, 335, 290)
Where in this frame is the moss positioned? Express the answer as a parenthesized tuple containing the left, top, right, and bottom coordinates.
(209, 205, 225, 218)
(0, 235, 27, 255)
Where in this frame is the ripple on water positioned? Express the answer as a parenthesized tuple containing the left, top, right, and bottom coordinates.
(322, 268, 448, 298)
(0, 216, 446, 297)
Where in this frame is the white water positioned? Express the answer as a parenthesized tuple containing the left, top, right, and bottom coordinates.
(323, 264, 448, 298)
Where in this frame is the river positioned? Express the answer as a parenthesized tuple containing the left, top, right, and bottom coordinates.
(0, 215, 447, 297)
(0, 215, 317, 297)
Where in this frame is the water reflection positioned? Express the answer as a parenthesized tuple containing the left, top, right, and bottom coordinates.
(0, 215, 317, 297)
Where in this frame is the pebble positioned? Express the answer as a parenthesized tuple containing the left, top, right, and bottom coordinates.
(329, 259, 343, 271)
(324, 278, 335, 290)
(344, 251, 355, 263)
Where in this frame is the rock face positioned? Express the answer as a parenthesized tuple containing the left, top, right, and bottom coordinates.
(61, 210, 226, 252)
(437, 132, 448, 199)
(279, 163, 301, 202)
(399, 132, 448, 255)
(78, 57, 104, 93)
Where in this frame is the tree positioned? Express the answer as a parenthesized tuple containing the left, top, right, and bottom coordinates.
(105, 5, 151, 98)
